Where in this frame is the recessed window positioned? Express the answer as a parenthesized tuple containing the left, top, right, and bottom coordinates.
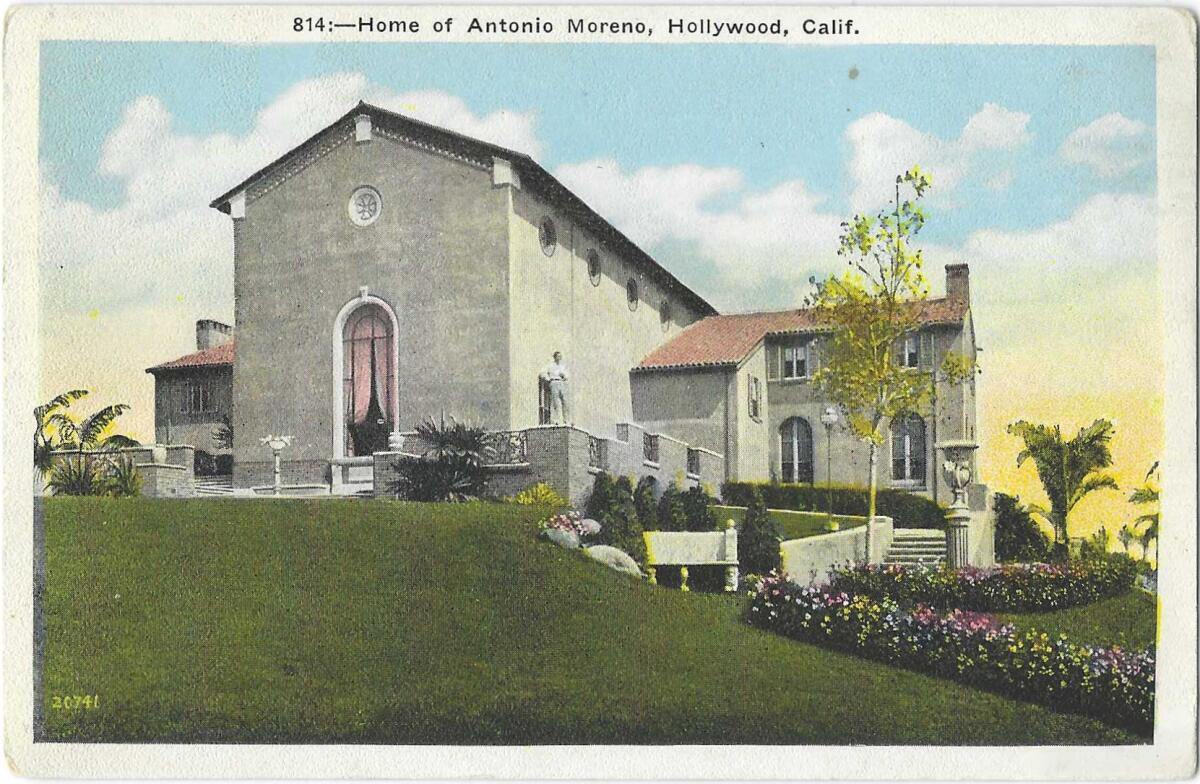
(660, 299, 672, 331)
(748, 376, 763, 420)
(891, 413, 927, 487)
(348, 186, 382, 227)
(900, 334, 920, 368)
(587, 249, 601, 286)
(783, 343, 812, 379)
(780, 417, 814, 483)
(180, 383, 215, 414)
(539, 217, 557, 256)
(626, 278, 639, 310)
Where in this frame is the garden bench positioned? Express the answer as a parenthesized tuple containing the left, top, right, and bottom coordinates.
(643, 521, 738, 592)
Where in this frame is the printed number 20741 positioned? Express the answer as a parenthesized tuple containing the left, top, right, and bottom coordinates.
(50, 695, 99, 710)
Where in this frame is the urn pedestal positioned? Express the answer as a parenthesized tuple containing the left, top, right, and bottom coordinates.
(937, 440, 979, 570)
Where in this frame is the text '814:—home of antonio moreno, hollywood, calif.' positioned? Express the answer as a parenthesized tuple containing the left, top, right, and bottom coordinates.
(295, 15, 860, 38)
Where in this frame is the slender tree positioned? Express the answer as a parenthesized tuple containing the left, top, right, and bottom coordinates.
(1006, 418, 1119, 560)
(809, 166, 971, 520)
(1128, 461, 1159, 563)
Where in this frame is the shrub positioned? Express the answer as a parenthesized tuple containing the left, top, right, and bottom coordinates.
(47, 456, 108, 496)
(591, 473, 646, 564)
(748, 575, 1153, 736)
(510, 482, 568, 507)
(994, 492, 1052, 563)
(720, 480, 947, 529)
(388, 416, 492, 501)
(194, 450, 218, 477)
(681, 485, 717, 532)
(827, 558, 1139, 613)
(656, 483, 687, 532)
(105, 457, 143, 497)
(739, 488, 782, 575)
(633, 476, 658, 530)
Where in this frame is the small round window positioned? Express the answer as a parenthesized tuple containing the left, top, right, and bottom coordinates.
(539, 217, 557, 256)
(660, 299, 672, 330)
(587, 250, 601, 286)
(626, 278, 639, 310)
(349, 186, 382, 226)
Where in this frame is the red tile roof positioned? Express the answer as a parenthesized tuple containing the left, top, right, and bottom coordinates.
(146, 341, 235, 373)
(636, 297, 967, 371)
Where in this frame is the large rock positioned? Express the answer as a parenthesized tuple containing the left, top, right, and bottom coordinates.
(583, 545, 643, 578)
(543, 527, 581, 549)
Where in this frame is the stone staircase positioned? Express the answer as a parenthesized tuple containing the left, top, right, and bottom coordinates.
(884, 528, 947, 567)
(194, 476, 233, 496)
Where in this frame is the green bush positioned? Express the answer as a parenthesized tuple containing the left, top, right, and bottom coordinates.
(589, 473, 646, 565)
(509, 482, 568, 507)
(739, 488, 782, 575)
(388, 416, 492, 501)
(681, 485, 718, 532)
(721, 480, 947, 529)
(105, 457, 143, 498)
(633, 476, 658, 530)
(994, 492, 1052, 563)
(47, 455, 110, 496)
(656, 483, 687, 532)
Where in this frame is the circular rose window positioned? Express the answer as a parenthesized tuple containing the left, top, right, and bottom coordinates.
(349, 186, 382, 226)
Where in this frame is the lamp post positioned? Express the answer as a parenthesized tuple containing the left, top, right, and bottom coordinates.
(820, 406, 839, 531)
(260, 435, 293, 497)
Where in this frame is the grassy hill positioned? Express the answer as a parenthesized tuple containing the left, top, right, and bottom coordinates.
(41, 497, 1140, 744)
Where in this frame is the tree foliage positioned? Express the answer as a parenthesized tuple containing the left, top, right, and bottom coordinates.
(1127, 461, 1159, 564)
(656, 482, 687, 532)
(1006, 418, 1119, 559)
(808, 166, 941, 519)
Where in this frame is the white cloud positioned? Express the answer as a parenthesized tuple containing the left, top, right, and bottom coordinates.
(846, 102, 1030, 212)
(1059, 113, 1151, 178)
(554, 159, 843, 307)
(984, 170, 1014, 192)
(41, 74, 544, 436)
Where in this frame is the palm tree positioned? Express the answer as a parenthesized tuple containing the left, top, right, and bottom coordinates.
(54, 402, 141, 459)
(1129, 461, 1159, 564)
(1006, 418, 1119, 560)
(33, 389, 89, 474)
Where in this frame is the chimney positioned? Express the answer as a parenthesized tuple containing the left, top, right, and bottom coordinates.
(945, 264, 970, 303)
(196, 319, 234, 351)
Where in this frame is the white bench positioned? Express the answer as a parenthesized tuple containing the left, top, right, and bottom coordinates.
(643, 521, 738, 592)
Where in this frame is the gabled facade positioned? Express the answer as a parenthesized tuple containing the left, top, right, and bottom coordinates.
(631, 265, 979, 503)
(182, 103, 714, 488)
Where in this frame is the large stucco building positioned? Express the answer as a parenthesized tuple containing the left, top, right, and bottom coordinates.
(148, 102, 978, 504)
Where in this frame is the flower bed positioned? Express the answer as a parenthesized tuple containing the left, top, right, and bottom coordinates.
(829, 557, 1139, 613)
(748, 574, 1154, 735)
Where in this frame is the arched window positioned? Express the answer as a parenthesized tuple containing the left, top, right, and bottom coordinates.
(891, 414, 926, 486)
(626, 278, 639, 310)
(780, 417, 814, 484)
(343, 305, 395, 456)
(587, 249, 601, 286)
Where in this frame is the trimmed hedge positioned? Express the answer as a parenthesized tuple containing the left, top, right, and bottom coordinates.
(748, 575, 1154, 735)
(827, 556, 1139, 613)
(721, 481, 947, 529)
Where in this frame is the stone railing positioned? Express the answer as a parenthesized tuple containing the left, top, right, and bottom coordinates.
(486, 430, 529, 465)
(780, 516, 893, 587)
(45, 445, 196, 498)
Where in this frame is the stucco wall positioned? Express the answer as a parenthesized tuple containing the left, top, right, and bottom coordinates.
(506, 185, 706, 440)
(630, 367, 728, 455)
(152, 367, 232, 455)
(229, 125, 511, 486)
(729, 345, 769, 481)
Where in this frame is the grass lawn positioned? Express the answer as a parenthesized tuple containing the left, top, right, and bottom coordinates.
(713, 504, 864, 540)
(41, 497, 1141, 744)
(998, 591, 1158, 650)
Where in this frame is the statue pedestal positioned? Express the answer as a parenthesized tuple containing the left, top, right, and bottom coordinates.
(946, 506, 971, 569)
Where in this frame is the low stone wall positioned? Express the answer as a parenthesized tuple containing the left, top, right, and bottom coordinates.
(780, 516, 893, 587)
(47, 445, 197, 498)
(372, 424, 725, 507)
(137, 463, 193, 498)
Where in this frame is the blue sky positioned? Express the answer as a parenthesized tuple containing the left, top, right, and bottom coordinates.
(41, 41, 1155, 248)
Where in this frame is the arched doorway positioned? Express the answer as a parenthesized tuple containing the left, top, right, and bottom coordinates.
(332, 294, 399, 459)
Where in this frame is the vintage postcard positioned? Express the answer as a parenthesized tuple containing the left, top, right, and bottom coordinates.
(3, 4, 1196, 779)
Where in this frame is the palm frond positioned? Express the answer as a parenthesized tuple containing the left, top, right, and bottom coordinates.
(77, 404, 131, 448)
